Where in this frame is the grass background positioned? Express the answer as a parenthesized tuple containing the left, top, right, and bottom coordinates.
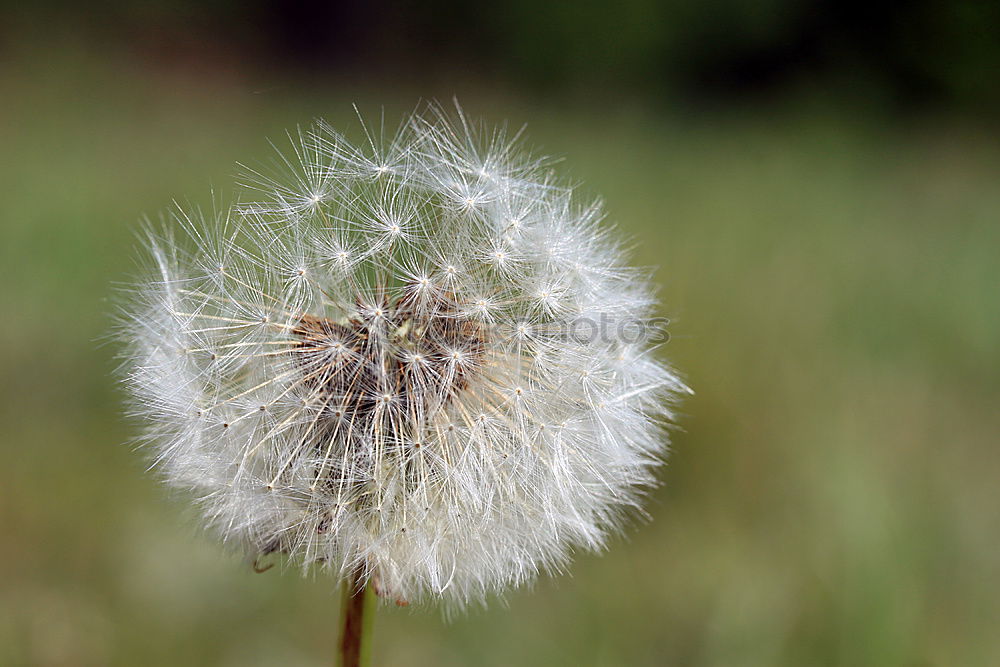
(1, 47, 999, 666)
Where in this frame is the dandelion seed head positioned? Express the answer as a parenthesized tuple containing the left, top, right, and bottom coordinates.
(117, 104, 687, 609)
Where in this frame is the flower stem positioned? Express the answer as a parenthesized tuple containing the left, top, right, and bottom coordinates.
(338, 569, 374, 667)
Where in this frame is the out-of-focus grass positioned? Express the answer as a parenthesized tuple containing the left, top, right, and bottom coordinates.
(1, 51, 999, 666)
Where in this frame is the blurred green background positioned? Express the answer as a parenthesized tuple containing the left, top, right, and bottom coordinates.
(2, 2, 999, 666)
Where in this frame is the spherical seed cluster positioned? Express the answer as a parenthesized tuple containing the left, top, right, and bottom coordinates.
(119, 106, 688, 608)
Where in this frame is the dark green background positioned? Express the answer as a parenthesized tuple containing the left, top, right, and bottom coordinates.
(1, 3, 998, 665)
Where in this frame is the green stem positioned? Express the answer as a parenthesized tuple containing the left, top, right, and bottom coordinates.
(338, 569, 375, 667)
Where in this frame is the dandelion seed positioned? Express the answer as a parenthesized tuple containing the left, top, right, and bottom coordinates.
(116, 103, 687, 615)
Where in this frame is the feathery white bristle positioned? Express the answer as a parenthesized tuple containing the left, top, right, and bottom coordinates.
(118, 104, 687, 609)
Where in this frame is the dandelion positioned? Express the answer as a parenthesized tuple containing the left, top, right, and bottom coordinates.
(117, 104, 688, 663)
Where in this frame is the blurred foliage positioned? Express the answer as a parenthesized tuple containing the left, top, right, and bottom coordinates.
(1, 43, 999, 666)
(2, 1, 1000, 109)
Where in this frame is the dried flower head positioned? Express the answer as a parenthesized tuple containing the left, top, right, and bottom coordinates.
(118, 105, 688, 608)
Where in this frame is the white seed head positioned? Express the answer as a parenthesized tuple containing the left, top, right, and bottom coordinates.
(117, 104, 688, 609)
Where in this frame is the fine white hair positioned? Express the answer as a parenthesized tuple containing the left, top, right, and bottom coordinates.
(118, 104, 688, 609)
